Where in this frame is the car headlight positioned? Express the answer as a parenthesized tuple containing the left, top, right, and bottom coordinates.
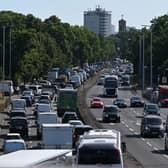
(145, 126, 150, 130)
(160, 125, 164, 130)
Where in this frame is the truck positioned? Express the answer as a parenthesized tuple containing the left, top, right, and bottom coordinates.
(57, 88, 78, 117)
(47, 70, 58, 83)
(41, 123, 73, 149)
(157, 85, 168, 107)
(37, 112, 57, 137)
(37, 112, 57, 138)
(103, 75, 118, 97)
(0, 149, 71, 167)
(0, 80, 14, 96)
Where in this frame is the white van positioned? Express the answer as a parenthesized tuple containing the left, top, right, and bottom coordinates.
(71, 75, 81, 87)
(11, 99, 26, 110)
(76, 129, 124, 168)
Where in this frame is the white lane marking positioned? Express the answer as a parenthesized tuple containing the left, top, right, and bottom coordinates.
(109, 123, 115, 126)
(125, 124, 129, 128)
(146, 142, 152, 147)
(134, 132, 138, 135)
(129, 128, 134, 132)
(163, 154, 168, 159)
(121, 121, 125, 124)
(141, 138, 145, 141)
(153, 147, 158, 151)
(136, 122, 141, 126)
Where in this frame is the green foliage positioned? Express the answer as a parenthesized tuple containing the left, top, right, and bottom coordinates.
(0, 11, 117, 83)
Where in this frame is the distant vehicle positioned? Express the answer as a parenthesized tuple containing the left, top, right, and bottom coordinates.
(72, 125, 93, 148)
(143, 103, 160, 116)
(20, 95, 33, 107)
(90, 97, 104, 108)
(130, 96, 144, 107)
(62, 112, 78, 123)
(97, 77, 105, 85)
(158, 85, 168, 107)
(71, 75, 81, 87)
(140, 115, 164, 138)
(5, 133, 22, 140)
(0, 80, 14, 96)
(103, 75, 118, 97)
(9, 117, 29, 138)
(68, 120, 83, 126)
(113, 98, 127, 108)
(34, 103, 52, 118)
(41, 123, 73, 149)
(165, 115, 168, 151)
(3, 139, 26, 153)
(37, 112, 57, 138)
(11, 99, 26, 110)
(57, 88, 78, 117)
(102, 105, 121, 123)
(10, 109, 26, 118)
(26, 84, 42, 96)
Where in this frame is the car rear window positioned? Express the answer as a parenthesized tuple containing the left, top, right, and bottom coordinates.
(78, 148, 121, 164)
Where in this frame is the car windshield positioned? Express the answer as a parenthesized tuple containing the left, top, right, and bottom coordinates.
(133, 97, 141, 100)
(93, 98, 101, 101)
(147, 105, 158, 111)
(104, 107, 118, 113)
(116, 99, 124, 103)
(146, 118, 162, 125)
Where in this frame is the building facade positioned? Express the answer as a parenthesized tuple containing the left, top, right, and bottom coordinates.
(84, 6, 112, 37)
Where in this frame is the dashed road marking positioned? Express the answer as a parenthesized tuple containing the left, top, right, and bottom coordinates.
(146, 142, 152, 147)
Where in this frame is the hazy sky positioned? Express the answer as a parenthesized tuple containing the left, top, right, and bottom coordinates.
(1, 0, 168, 31)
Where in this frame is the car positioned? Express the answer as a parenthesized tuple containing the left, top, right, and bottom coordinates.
(5, 133, 22, 140)
(62, 112, 78, 123)
(72, 125, 93, 148)
(102, 105, 121, 123)
(20, 95, 33, 107)
(10, 109, 26, 119)
(9, 117, 29, 138)
(68, 120, 84, 126)
(130, 96, 144, 107)
(97, 77, 105, 85)
(113, 98, 127, 108)
(143, 103, 160, 116)
(3, 139, 26, 153)
(90, 97, 104, 108)
(34, 103, 52, 117)
(140, 115, 164, 138)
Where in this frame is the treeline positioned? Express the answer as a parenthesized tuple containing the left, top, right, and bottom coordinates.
(0, 11, 117, 83)
(117, 14, 168, 86)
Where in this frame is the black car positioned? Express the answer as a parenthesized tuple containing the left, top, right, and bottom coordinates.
(102, 105, 121, 123)
(143, 103, 160, 116)
(62, 112, 78, 123)
(20, 95, 33, 107)
(130, 96, 144, 107)
(140, 115, 164, 138)
(9, 117, 29, 138)
(113, 98, 127, 108)
(72, 125, 93, 148)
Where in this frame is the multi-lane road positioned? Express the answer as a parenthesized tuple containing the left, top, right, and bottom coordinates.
(87, 84, 168, 168)
(1, 80, 168, 168)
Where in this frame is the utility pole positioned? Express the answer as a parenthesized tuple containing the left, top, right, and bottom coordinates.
(2, 26, 5, 80)
(9, 27, 12, 79)
(142, 34, 145, 93)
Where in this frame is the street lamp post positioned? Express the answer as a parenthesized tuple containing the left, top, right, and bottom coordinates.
(2, 26, 5, 80)
(142, 25, 153, 88)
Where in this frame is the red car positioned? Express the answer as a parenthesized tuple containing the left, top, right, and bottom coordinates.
(90, 97, 104, 108)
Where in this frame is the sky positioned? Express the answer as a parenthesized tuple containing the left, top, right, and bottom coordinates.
(1, 0, 168, 31)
